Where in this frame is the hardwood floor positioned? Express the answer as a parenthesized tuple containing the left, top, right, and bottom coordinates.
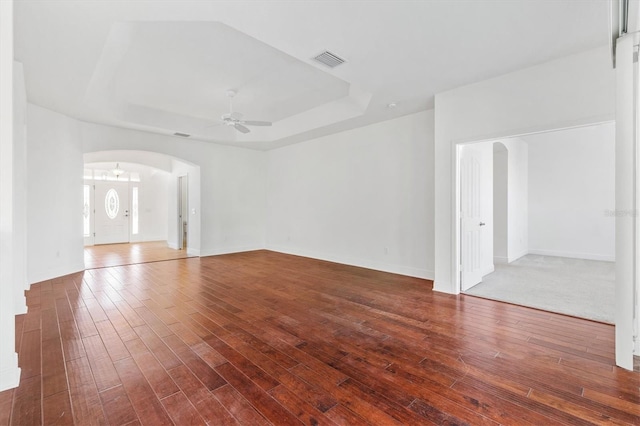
(2, 250, 639, 425)
(84, 241, 190, 269)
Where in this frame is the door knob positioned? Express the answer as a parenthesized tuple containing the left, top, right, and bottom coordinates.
(479, 222, 486, 226)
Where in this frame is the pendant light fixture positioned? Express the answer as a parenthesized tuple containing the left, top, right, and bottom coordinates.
(112, 163, 124, 177)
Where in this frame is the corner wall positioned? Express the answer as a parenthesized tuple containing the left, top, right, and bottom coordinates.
(503, 138, 528, 262)
(266, 110, 434, 279)
(27, 104, 85, 284)
(526, 123, 615, 261)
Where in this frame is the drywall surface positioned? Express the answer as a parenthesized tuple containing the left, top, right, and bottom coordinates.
(26, 104, 85, 284)
(130, 167, 170, 243)
(503, 138, 528, 262)
(434, 46, 614, 294)
(0, 0, 21, 389)
(526, 123, 615, 261)
(81, 121, 266, 256)
(493, 143, 508, 262)
(266, 110, 434, 279)
(13, 61, 28, 312)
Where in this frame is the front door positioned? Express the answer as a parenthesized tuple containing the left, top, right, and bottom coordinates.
(94, 181, 130, 245)
(460, 146, 484, 291)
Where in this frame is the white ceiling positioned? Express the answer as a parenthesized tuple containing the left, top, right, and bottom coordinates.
(14, 0, 610, 150)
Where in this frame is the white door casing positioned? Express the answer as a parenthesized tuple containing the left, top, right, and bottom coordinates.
(94, 181, 130, 245)
(177, 175, 188, 250)
(460, 146, 484, 291)
(614, 34, 637, 370)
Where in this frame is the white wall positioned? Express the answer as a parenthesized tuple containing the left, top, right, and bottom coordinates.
(434, 46, 615, 294)
(0, 0, 22, 391)
(137, 169, 170, 242)
(266, 110, 434, 279)
(493, 143, 508, 262)
(13, 62, 28, 311)
(27, 104, 85, 284)
(503, 138, 528, 262)
(526, 123, 615, 261)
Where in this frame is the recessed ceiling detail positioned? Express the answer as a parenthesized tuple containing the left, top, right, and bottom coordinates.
(313, 51, 346, 68)
(14, 1, 609, 150)
(82, 21, 369, 145)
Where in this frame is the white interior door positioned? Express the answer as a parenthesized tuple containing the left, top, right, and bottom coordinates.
(94, 181, 130, 245)
(460, 146, 484, 291)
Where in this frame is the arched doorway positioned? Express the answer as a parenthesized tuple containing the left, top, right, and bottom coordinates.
(83, 150, 201, 268)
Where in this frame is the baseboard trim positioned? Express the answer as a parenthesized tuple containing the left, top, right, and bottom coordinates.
(508, 251, 528, 263)
(28, 261, 85, 286)
(200, 245, 266, 257)
(266, 245, 433, 281)
(0, 354, 20, 392)
(528, 249, 614, 262)
(481, 264, 495, 277)
(494, 256, 509, 264)
(433, 280, 456, 294)
(14, 300, 27, 315)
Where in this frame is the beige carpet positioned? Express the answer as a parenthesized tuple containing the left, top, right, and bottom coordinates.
(464, 254, 615, 324)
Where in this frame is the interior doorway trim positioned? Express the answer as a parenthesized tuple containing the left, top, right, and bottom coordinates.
(454, 120, 615, 294)
(177, 175, 188, 250)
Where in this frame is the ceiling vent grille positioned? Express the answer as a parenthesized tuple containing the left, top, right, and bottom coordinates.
(313, 51, 345, 68)
(174, 132, 190, 138)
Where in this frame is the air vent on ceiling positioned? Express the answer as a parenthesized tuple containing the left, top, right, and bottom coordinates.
(174, 132, 190, 138)
(313, 50, 346, 68)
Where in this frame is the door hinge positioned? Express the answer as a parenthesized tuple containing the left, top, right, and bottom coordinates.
(93, 232, 96, 237)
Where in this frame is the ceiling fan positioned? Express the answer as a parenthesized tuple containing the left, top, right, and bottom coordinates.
(219, 90, 272, 134)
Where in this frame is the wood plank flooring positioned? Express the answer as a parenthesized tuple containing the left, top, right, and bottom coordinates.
(84, 241, 190, 269)
(2, 250, 639, 425)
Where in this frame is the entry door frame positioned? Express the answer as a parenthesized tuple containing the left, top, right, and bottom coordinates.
(83, 182, 95, 246)
(93, 180, 131, 245)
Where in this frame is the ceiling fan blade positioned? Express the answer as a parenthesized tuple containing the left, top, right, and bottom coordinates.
(230, 111, 243, 120)
(234, 123, 250, 134)
(242, 120, 272, 127)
